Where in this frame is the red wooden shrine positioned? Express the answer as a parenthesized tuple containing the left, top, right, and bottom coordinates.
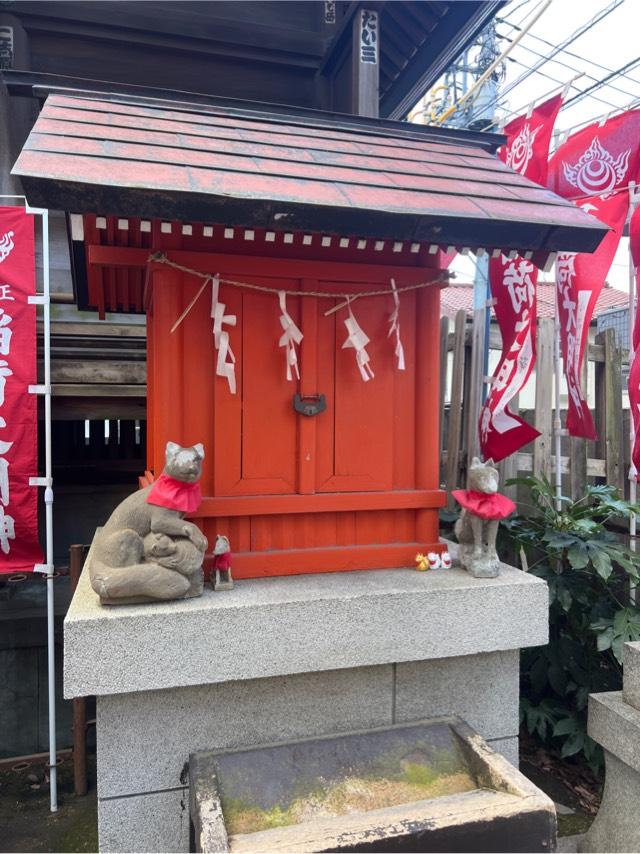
(84, 221, 446, 579)
(15, 94, 604, 579)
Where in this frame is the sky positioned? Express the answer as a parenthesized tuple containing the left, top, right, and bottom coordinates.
(431, 0, 640, 290)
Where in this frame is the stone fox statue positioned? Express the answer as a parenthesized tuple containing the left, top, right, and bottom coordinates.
(90, 442, 208, 604)
(452, 457, 515, 578)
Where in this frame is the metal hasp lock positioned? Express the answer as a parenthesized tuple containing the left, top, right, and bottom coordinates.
(293, 393, 327, 417)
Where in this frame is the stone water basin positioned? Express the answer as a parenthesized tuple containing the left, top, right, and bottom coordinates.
(189, 717, 556, 853)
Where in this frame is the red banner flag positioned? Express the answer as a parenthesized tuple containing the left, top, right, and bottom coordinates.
(548, 109, 640, 201)
(500, 92, 563, 184)
(555, 191, 629, 439)
(547, 111, 640, 439)
(628, 203, 640, 477)
(479, 95, 563, 462)
(0, 206, 42, 572)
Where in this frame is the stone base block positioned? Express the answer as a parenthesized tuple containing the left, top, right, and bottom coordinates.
(96, 651, 520, 800)
(99, 788, 189, 854)
(395, 650, 519, 741)
(489, 735, 519, 767)
(97, 665, 394, 799)
(65, 563, 548, 698)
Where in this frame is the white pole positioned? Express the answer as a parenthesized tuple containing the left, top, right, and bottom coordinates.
(554, 279, 563, 511)
(629, 183, 638, 602)
(41, 207, 57, 813)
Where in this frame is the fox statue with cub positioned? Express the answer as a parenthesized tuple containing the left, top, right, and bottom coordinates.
(90, 441, 208, 604)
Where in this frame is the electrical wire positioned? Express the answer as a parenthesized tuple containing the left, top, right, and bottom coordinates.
(562, 55, 640, 110)
(486, 47, 640, 131)
(497, 0, 625, 101)
(520, 23, 640, 86)
(498, 30, 640, 102)
(496, 56, 616, 114)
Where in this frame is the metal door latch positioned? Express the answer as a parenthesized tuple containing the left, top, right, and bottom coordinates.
(293, 393, 326, 417)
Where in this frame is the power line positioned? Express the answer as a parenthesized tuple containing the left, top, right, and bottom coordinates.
(520, 22, 640, 85)
(500, 56, 618, 113)
(562, 55, 640, 110)
(499, 30, 640, 102)
(497, 0, 625, 102)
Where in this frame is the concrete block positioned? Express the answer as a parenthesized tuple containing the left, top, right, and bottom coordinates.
(395, 650, 519, 741)
(97, 664, 393, 798)
(65, 559, 548, 698)
(587, 693, 640, 773)
(488, 735, 519, 768)
(98, 788, 188, 853)
(622, 641, 640, 711)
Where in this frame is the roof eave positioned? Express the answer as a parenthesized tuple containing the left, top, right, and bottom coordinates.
(14, 172, 608, 256)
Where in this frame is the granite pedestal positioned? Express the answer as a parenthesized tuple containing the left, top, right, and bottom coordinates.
(64, 547, 549, 853)
(581, 642, 640, 853)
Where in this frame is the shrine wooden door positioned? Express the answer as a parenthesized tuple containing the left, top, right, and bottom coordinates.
(147, 254, 445, 578)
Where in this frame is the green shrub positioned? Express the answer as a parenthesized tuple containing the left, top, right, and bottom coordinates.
(501, 474, 640, 772)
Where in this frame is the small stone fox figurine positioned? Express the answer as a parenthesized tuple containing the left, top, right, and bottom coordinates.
(90, 442, 208, 604)
(212, 534, 233, 591)
(452, 457, 515, 578)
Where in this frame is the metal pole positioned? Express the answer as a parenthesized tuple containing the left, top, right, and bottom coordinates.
(554, 282, 563, 511)
(41, 207, 57, 812)
(629, 184, 638, 602)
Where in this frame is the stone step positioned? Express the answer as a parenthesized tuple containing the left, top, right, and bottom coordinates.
(623, 642, 640, 711)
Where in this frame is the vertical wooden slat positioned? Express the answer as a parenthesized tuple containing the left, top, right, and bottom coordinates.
(570, 350, 589, 499)
(446, 310, 467, 507)
(465, 308, 485, 463)
(533, 318, 554, 479)
(600, 328, 624, 493)
(500, 393, 519, 502)
(438, 315, 449, 467)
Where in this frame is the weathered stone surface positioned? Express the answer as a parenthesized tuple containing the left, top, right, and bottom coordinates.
(96, 665, 393, 798)
(622, 641, 640, 711)
(189, 718, 552, 854)
(580, 751, 640, 853)
(98, 788, 189, 853)
(65, 558, 548, 698)
(395, 650, 519, 741)
(587, 692, 640, 774)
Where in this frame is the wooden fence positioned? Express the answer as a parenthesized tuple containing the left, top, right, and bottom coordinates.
(439, 310, 630, 506)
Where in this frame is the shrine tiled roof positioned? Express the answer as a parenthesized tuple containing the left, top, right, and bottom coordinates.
(13, 92, 606, 255)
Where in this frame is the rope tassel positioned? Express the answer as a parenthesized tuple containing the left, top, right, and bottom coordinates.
(211, 274, 237, 394)
(278, 291, 303, 381)
(342, 300, 374, 382)
(387, 278, 406, 371)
